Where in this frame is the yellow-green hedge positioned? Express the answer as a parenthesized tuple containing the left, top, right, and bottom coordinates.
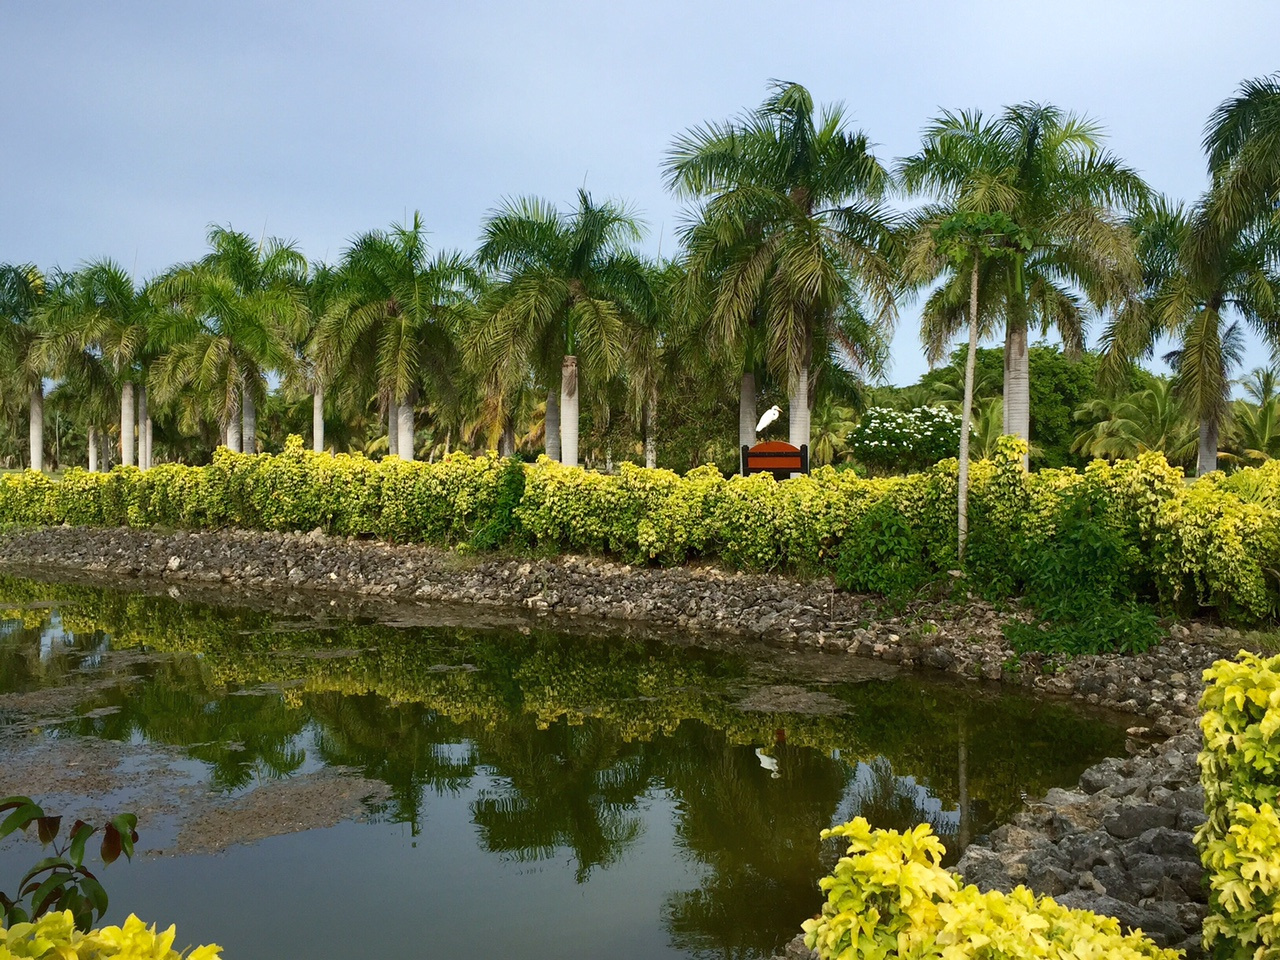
(1198, 652, 1280, 959)
(803, 818, 1178, 959)
(2, 436, 1280, 623)
(0, 911, 218, 959)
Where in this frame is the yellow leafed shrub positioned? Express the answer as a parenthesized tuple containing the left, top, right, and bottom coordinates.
(0, 911, 219, 960)
(1198, 651, 1280, 958)
(804, 818, 1179, 960)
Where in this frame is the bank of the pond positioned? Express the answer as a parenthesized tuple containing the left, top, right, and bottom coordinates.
(0, 532, 1232, 959)
(0, 525, 1235, 729)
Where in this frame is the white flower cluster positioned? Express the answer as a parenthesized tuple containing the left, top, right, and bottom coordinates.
(847, 406, 961, 470)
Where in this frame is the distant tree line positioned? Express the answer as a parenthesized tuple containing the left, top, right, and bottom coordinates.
(2, 75, 1278, 478)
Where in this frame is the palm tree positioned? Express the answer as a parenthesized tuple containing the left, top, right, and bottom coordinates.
(808, 397, 856, 465)
(318, 215, 474, 462)
(0, 264, 48, 471)
(151, 226, 307, 453)
(1203, 74, 1280, 240)
(38, 259, 154, 468)
(899, 104, 1147, 467)
(472, 191, 651, 467)
(1102, 197, 1280, 475)
(665, 81, 897, 454)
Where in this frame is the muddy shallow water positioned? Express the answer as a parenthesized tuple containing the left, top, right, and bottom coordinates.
(0, 574, 1130, 960)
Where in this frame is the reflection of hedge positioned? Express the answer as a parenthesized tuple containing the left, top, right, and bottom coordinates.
(1198, 651, 1280, 959)
(2, 436, 1279, 623)
(0, 574, 1123, 818)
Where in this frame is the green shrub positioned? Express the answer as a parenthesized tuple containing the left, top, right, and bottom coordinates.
(803, 817, 1177, 960)
(1197, 651, 1280, 959)
(0, 910, 220, 959)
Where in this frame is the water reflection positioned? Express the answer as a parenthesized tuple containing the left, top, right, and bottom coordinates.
(0, 576, 1127, 960)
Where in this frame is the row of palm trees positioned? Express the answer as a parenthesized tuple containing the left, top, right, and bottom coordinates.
(2, 76, 1278, 477)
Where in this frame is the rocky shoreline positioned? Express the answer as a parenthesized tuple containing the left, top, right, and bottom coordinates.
(0, 524, 1239, 958)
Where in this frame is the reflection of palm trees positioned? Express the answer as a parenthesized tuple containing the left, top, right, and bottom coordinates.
(308, 693, 477, 833)
(74, 658, 308, 791)
(470, 717, 654, 883)
(658, 724, 850, 960)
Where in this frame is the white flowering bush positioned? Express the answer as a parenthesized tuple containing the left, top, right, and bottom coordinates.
(847, 406, 961, 474)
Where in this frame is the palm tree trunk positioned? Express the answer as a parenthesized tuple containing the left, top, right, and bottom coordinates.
(958, 260, 980, 564)
(145, 415, 153, 468)
(88, 425, 98, 473)
(225, 405, 241, 453)
(499, 420, 515, 458)
(645, 381, 658, 469)
(787, 363, 811, 458)
(1003, 322, 1030, 468)
(387, 403, 398, 457)
(1197, 417, 1220, 476)
(560, 355, 579, 468)
(738, 371, 757, 449)
(397, 389, 416, 462)
(137, 384, 149, 470)
(242, 386, 256, 454)
(545, 388, 561, 462)
(28, 384, 43, 472)
(312, 384, 325, 453)
(121, 382, 135, 466)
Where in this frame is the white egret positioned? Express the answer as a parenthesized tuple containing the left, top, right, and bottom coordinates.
(755, 747, 780, 779)
(755, 405, 782, 434)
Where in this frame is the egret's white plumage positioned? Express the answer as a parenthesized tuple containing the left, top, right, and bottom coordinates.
(755, 747, 780, 779)
(755, 405, 782, 434)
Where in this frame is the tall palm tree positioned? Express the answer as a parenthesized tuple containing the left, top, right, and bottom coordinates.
(38, 259, 154, 468)
(318, 215, 474, 462)
(1102, 197, 1280, 475)
(152, 226, 307, 453)
(1203, 74, 1280, 240)
(0, 264, 48, 471)
(899, 104, 1147, 467)
(472, 191, 651, 467)
(665, 81, 897, 454)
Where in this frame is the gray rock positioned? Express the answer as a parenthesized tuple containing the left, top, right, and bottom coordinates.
(1053, 892, 1186, 945)
(1104, 804, 1176, 839)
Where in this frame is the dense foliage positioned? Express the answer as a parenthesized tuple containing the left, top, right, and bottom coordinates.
(2, 74, 1278, 483)
(803, 818, 1176, 960)
(1197, 652, 1280, 960)
(3, 439, 1280, 633)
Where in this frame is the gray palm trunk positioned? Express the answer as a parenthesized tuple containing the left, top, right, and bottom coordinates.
(560, 355, 579, 468)
(644, 382, 658, 470)
(1002, 323, 1031, 468)
(88, 425, 98, 472)
(499, 421, 516, 458)
(387, 404, 398, 457)
(121, 382, 136, 466)
(544, 388, 561, 462)
(225, 404, 241, 453)
(738, 371, 757, 450)
(396, 390, 416, 461)
(1197, 418, 1220, 476)
(29, 384, 43, 472)
(957, 261, 980, 564)
(137, 384, 149, 470)
(242, 386, 257, 454)
(312, 384, 325, 453)
(787, 363, 811, 456)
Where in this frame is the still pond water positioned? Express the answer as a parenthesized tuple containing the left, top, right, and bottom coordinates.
(0, 576, 1127, 960)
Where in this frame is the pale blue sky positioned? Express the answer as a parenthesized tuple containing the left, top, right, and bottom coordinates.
(4, 0, 1278, 384)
